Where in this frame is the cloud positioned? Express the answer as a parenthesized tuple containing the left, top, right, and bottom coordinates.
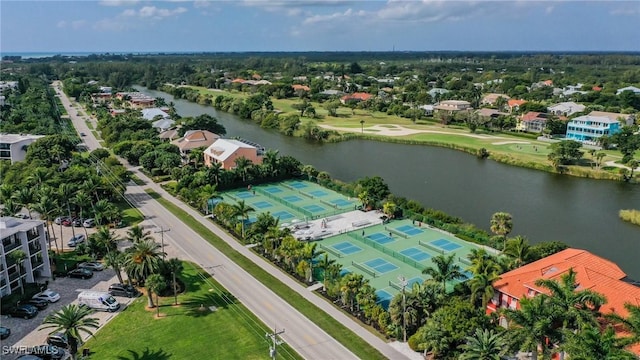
(57, 20, 67, 28)
(303, 8, 365, 25)
(56, 20, 86, 30)
(120, 6, 187, 19)
(610, 4, 640, 16)
(99, 0, 140, 6)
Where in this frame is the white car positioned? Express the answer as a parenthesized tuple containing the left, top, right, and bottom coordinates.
(33, 289, 61, 303)
(77, 262, 104, 271)
(82, 218, 95, 228)
(68, 234, 86, 247)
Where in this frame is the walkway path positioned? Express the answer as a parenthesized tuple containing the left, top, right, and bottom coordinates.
(320, 123, 506, 139)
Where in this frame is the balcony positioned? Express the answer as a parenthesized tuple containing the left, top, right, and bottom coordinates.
(28, 242, 42, 254)
(3, 241, 21, 253)
(31, 258, 44, 270)
(27, 229, 40, 241)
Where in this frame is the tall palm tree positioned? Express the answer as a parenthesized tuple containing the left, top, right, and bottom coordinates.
(124, 238, 165, 283)
(27, 167, 49, 189)
(126, 225, 153, 243)
(12, 187, 35, 218)
(422, 254, 466, 293)
(317, 253, 336, 291)
(90, 226, 121, 257)
(82, 176, 102, 202)
(188, 147, 205, 169)
(145, 273, 166, 316)
(503, 235, 534, 268)
(469, 272, 500, 309)
(340, 273, 364, 312)
(205, 161, 223, 186)
(459, 328, 508, 360)
(606, 303, 640, 347)
(166, 258, 183, 305)
(58, 183, 77, 239)
(40, 304, 99, 360)
(0, 199, 21, 216)
(72, 191, 92, 237)
(231, 200, 255, 238)
(562, 325, 636, 360)
(234, 156, 253, 182)
(32, 195, 59, 252)
(199, 184, 220, 214)
(8, 250, 27, 295)
(262, 149, 279, 176)
(0, 183, 15, 203)
(300, 242, 323, 282)
(104, 250, 125, 285)
(534, 268, 606, 332)
(490, 212, 513, 251)
(503, 295, 562, 360)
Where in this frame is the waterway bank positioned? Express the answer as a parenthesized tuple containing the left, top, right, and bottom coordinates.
(136, 86, 640, 279)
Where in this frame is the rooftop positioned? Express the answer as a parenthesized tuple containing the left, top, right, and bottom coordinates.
(0, 133, 45, 144)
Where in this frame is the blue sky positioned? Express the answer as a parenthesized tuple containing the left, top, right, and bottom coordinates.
(2, 1, 639, 53)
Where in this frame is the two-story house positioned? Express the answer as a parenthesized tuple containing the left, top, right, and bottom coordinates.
(565, 115, 621, 144)
(0, 134, 45, 164)
(203, 138, 264, 170)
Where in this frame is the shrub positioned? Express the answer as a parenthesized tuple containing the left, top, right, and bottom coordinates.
(619, 209, 640, 226)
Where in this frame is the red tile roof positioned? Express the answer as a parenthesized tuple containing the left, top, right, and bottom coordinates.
(508, 99, 527, 108)
(341, 92, 373, 102)
(231, 78, 245, 83)
(592, 86, 602, 91)
(521, 112, 548, 122)
(292, 84, 310, 92)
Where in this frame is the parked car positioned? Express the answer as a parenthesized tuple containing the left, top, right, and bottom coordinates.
(72, 218, 84, 227)
(78, 262, 104, 271)
(67, 268, 93, 279)
(9, 304, 38, 319)
(26, 298, 49, 310)
(27, 345, 66, 360)
(67, 234, 86, 247)
(46, 333, 69, 349)
(14, 213, 30, 219)
(33, 289, 61, 303)
(108, 283, 141, 298)
(0, 326, 10, 339)
(80, 132, 86, 137)
(82, 218, 95, 228)
(61, 218, 73, 226)
(54, 216, 69, 225)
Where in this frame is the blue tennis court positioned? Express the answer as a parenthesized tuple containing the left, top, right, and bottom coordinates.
(253, 201, 273, 209)
(235, 191, 254, 199)
(431, 238, 462, 251)
(364, 258, 398, 274)
(396, 224, 424, 236)
(376, 289, 393, 309)
(330, 199, 352, 207)
(400, 247, 432, 261)
(273, 210, 295, 221)
(367, 232, 395, 245)
(288, 181, 308, 189)
(264, 186, 283, 194)
(304, 204, 326, 213)
(283, 195, 303, 203)
(333, 241, 362, 255)
(309, 190, 328, 197)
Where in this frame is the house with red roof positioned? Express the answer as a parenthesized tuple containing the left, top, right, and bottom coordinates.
(489, 248, 640, 356)
(517, 112, 549, 133)
(292, 84, 311, 92)
(507, 99, 527, 113)
(340, 92, 373, 104)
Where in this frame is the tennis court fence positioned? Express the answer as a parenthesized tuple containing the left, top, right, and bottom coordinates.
(253, 187, 314, 218)
(352, 261, 376, 278)
(418, 240, 445, 255)
(300, 191, 314, 199)
(458, 257, 471, 266)
(346, 233, 424, 271)
(385, 226, 409, 239)
(281, 183, 296, 190)
(319, 244, 342, 258)
(388, 280, 402, 291)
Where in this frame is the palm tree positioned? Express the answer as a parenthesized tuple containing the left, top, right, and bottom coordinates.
(459, 328, 508, 360)
(262, 149, 279, 175)
(340, 273, 364, 312)
(469, 272, 500, 309)
(0, 199, 21, 216)
(27, 167, 49, 189)
(72, 191, 92, 237)
(199, 184, 220, 214)
(234, 156, 253, 182)
(188, 147, 205, 169)
(31, 195, 59, 252)
(8, 250, 27, 295)
(12, 187, 35, 218)
(104, 250, 125, 284)
(124, 239, 165, 283)
(317, 253, 336, 291)
(82, 176, 102, 202)
(231, 200, 255, 238)
(503, 235, 534, 268)
(205, 161, 223, 185)
(422, 254, 466, 293)
(503, 295, 562, 360)
(301, 164, 317, 181)
(562, 325, 636, 360)
(166, 258, 183, 305)
(40, 304, 99, 360)
(90, 226, 121, 257)
(606, 303, 640, 347)
(145, 273, 166, 316)
(490, 212, 513, 251)
(0, 183, 15, 203)
(126, 225, 153, 243)
(300, 242, 323, 282)
(534, 268, 606, 331)
(58, 183, 77, 239)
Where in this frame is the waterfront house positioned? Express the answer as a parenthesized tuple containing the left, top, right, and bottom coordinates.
(481, 93, 510, 106)
(0, 133, 45, 163)
(340, 92, 373, 104)
(152, 118, 175, 132)
(291, 84, 310, 92)
(547, 102, 585, 117)
(141, 107, 170, 121)
(507, 99, 527, 113)
(616, 86, 640, 95)
(518, 112, 549, 133)
(203, 138, 263, 170)
(171, 130, 220, 157)
(565, 115, 621, 144)
(1, 217, 52, 297)
(434, 100, 472, 113)
(488, 248, 640, 357)
(588, 111, 636, 126)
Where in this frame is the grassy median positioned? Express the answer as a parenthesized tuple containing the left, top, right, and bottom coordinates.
(146, 190, 388, 360)
(82, 262, 301, 360)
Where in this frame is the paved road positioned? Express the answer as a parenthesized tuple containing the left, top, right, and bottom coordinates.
(54, 82, 413, 360)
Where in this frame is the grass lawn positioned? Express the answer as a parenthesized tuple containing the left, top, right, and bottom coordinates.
(82, 262, 301, 360)
(145, 190, 388, 360)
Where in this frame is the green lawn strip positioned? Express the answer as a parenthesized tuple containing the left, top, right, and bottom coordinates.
(145, 189, 388, 360)
(85, 120, 94, 130)
(82, 263, 301, 360)
(121, 207, 144, 226)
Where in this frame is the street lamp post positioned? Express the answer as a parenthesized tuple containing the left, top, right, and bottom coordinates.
(398, 275, 408, 343)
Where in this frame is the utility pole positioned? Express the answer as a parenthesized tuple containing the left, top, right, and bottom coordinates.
(266, 326, 285, 360)
(398, 275, 408, 343)
(154, 226, 170, 260)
